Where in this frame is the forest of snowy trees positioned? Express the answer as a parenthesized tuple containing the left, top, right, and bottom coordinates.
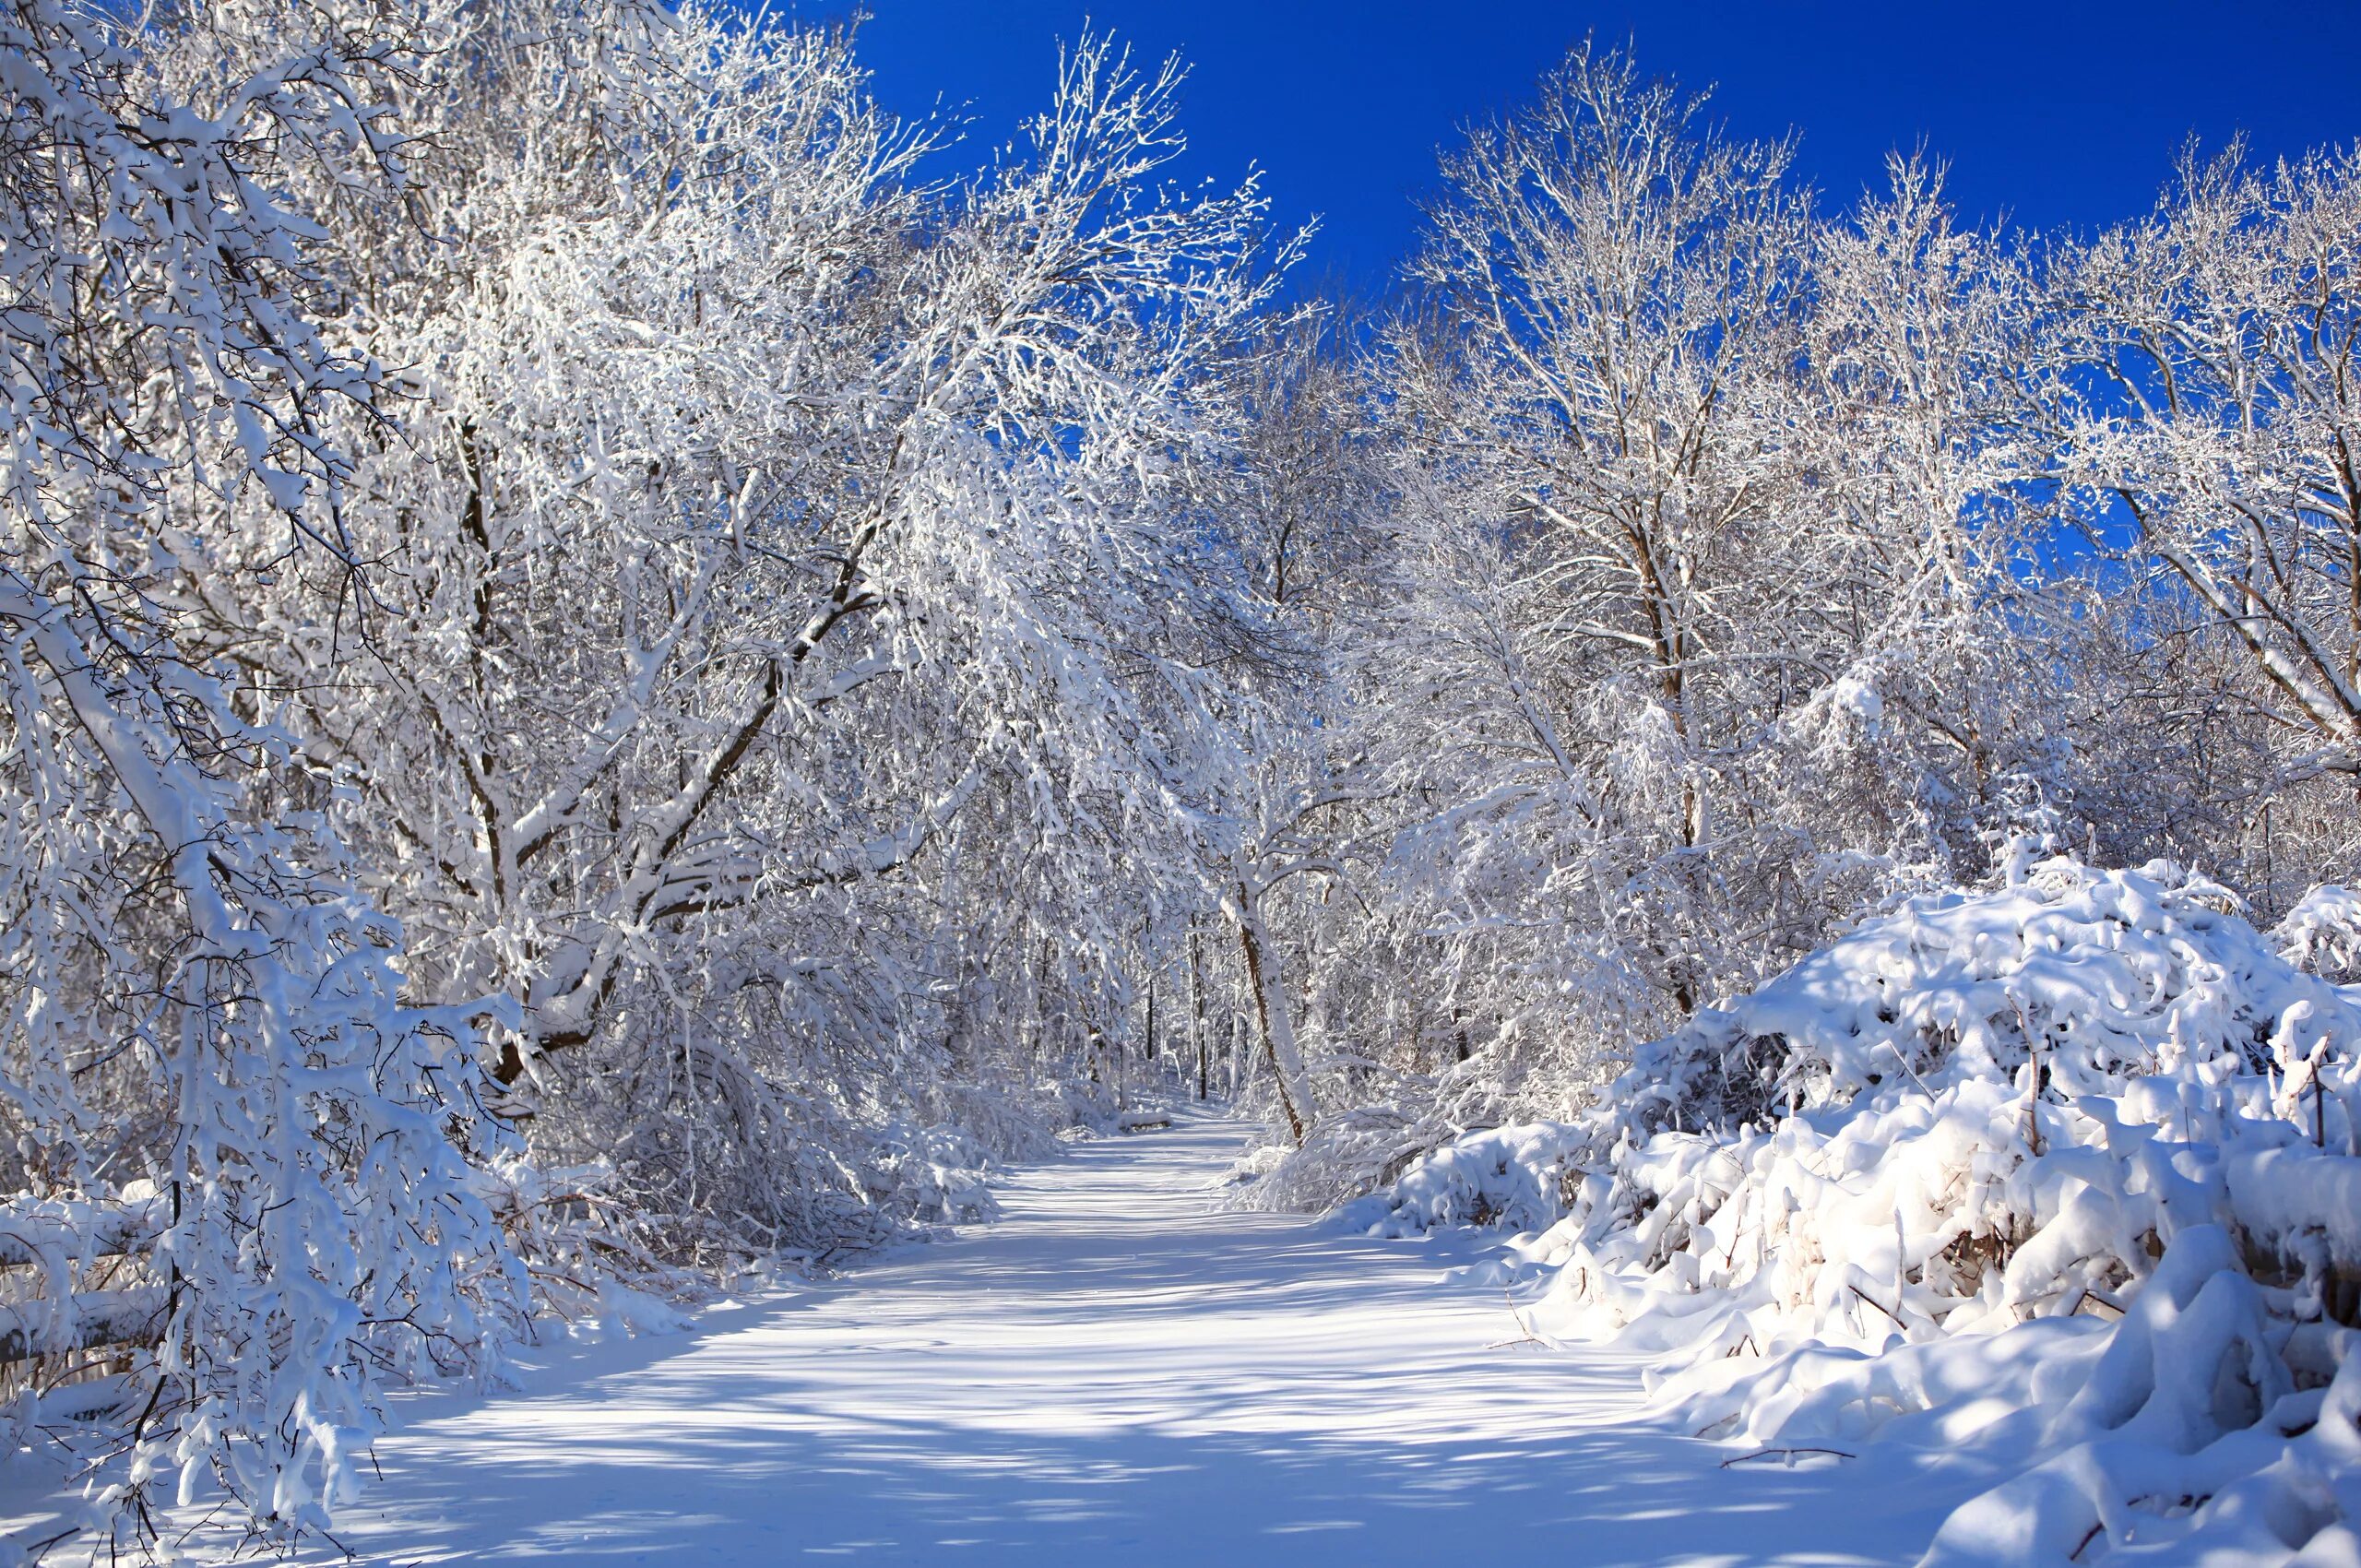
(2, 0, 2359, 1560)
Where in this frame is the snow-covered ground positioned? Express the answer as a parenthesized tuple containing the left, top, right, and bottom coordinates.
(163, 1113, 1967, 1566)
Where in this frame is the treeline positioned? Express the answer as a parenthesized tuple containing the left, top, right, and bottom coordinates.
(0, 0, 2353, 1553)
(1227, 46, 2361, 1199)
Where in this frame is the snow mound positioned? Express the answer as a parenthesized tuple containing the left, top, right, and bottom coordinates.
(1362, 858, 2361, 1565)
(1339, 1122, 1588, 1238)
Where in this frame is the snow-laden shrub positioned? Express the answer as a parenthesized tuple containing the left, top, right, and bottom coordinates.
(488, 1126, 1001, 1332)
(1339, 1122, 1589, 1236)
(1226, 1036, 1557, 1215)
(1230, 1103, 1427, 1212)
(925, 1079, 1071, 1165)
(1361, 857, 2361, 1565)
(2279, 885, 2361, 987)
(861, 1122, 1000, 1230)
(481, 1158, 702, 1337)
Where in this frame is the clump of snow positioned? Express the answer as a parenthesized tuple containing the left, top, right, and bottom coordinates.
(1830, 671, 1885, 731)
(2278, 885, 2361, 986)
(1361, 859, 2361, 1565)
(1339, 1123, 1589, 1238)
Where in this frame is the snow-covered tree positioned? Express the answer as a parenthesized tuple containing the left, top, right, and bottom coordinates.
(160, 6, 1297, 1247)
(0, 0, 522, 1550)
(2037, 143, 2361, 909)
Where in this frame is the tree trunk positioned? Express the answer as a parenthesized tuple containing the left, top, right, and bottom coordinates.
(1233, 882, 1314, 1145)
(1190, 921, 1208, 1101)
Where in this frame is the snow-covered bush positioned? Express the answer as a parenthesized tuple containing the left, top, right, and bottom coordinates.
(1360, 858, 2361, 1563)
(1341, 1122, 1591, 1236)
(860, 1122, 1001, 1232)
(481, 1158, 702, 1336)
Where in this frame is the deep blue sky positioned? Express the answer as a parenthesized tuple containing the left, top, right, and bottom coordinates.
(811, 3, 2359, 295)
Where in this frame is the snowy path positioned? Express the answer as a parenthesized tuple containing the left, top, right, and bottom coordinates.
(257, 1113, 1957, 1566)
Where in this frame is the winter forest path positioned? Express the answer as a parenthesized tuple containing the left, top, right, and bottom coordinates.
(267, 1111, 1944, 1567)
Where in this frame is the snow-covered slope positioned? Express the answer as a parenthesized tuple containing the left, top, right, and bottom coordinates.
(1352, 858, 2361, 1565)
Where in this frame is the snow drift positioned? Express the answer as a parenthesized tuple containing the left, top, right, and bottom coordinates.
(1350, 856, 2361, 1565)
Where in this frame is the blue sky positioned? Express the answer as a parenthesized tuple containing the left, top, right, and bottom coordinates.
(810, 2, 2360, 295)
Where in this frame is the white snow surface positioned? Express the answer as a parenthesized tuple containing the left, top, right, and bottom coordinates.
(1350, 859, 2361, 1566)
(136, 1113, 1978, 1565)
